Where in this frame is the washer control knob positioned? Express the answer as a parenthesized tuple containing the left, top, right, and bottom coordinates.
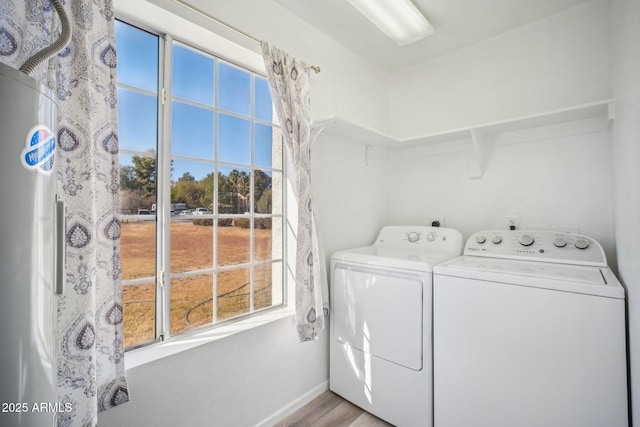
(475, 235, 486, 244)
(407, 232, 420, 243)
(491, 234, 502, 244)
(553, 237, 567, 248)
(518, 233, 535, 246)
(574, 238, 590, 250)
(427, 232, 436, 242)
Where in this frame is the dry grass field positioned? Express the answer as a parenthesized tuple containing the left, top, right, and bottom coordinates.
(121, 220, 277, 347)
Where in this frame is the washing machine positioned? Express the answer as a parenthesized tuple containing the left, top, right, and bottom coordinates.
(433, 230, 628, 427)
(330, 225, 463, 427)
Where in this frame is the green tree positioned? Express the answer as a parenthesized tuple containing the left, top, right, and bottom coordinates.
(253, 170, 272, 213)
(131, 150, 157, 198)
(201, 173, 214, 210)
(172, 179, 205, 209)
(178, 172, 195, 182)
(120, 165, 137, 191)
(227, 169, 250, 196)
(217, 171, 230, 193)
(256, 188, 272, 213)
(219, 169, 249, 214)
(119, 150, 157, 213)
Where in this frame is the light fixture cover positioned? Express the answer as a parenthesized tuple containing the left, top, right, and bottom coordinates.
(348, 0, 434, 46)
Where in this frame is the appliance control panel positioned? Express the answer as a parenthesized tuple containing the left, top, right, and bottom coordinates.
(375, 225, 463, 252)
(464, 230, 606, 266)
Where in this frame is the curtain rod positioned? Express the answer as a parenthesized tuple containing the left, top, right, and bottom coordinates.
(175, 0, 321, 74)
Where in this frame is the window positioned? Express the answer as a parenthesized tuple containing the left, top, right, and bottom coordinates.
(116, 21, 284, 349)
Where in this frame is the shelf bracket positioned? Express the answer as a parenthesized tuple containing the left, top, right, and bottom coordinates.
(310, 122, 331, 147)
(469, 129, 486, 179)
(607, 101, 615, 129)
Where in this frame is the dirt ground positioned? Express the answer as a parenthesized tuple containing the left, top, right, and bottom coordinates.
(120, 220, 278, 347)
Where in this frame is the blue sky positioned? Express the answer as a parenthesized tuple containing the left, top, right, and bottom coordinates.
(115, 21, 158, 93)
(115, 21, 276, 181)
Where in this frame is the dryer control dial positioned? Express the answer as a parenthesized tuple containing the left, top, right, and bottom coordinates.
(475, 235, 486, 244)
(518, 233, 535, 246)
(553, 237, 568, 248)
(491, 234, 502, 244)
(574, 238, 590, 250)
(407, 232, 420, 243)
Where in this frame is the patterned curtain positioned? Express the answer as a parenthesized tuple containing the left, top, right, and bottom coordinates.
(0, 1, 129, 426)
(261, 42, 328, 341)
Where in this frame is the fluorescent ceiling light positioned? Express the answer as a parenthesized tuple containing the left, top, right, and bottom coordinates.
(348, 0, 434, 46)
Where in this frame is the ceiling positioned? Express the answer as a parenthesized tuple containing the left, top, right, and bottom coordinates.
(273, 0, 593, 71)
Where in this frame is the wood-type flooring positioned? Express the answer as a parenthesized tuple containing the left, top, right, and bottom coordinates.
(273, 390, 394, 427)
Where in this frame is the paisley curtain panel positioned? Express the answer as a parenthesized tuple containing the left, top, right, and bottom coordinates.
(261, 42, 329, 342)
(0, 1, 129, 425)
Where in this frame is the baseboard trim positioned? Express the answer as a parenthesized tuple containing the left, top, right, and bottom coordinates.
(255, 381, 330, 427)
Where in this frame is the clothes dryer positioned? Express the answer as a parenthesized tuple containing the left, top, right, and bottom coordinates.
(330, 226, 463, 427)
(433, 230, 628, 427)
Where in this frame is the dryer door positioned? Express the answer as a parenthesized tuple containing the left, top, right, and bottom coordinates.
(332, 263, 424, 370)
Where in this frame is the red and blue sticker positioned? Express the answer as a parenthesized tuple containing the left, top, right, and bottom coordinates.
(20, 125, 56, 174)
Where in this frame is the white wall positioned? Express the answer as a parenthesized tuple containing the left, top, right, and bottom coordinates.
(312, 135, 390, 258)
(609, 0, 640, 423)
(99, 316, 328, 427)
(388, 130, 616, 263)
(388, 0, 611, 139)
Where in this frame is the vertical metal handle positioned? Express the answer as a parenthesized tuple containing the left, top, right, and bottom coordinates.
(56, 196, 65, 295)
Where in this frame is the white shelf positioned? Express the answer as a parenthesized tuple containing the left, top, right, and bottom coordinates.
(311, 100, 614, 178)
(311, 116, 395, 148)
(401, 99, 613, 146)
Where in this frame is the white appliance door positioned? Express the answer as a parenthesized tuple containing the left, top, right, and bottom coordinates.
(0, 63, 58, 427)
(434, 274, 628, 427)
(333, 263, 423, 370)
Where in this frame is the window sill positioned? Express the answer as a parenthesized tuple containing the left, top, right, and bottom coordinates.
(124, 307, 295, 370)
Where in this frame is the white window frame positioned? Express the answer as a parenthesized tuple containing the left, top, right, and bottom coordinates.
(114, 3, 293, 364)
(160, 36, 286, 339)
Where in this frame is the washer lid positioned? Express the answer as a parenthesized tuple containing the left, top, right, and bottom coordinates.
(435, 256, 624, 299)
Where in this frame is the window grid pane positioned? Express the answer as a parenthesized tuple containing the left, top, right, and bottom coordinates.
(218, 62, 251, 116)
(171, 102, 215, 159)
(219, 113, 251, 165)
(122, 282, 156, 348)
(118, 88, 158, 153)
(170, 274, 214, 335)
(172, 44, 214, 106)
(115, 20, 159, 93)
